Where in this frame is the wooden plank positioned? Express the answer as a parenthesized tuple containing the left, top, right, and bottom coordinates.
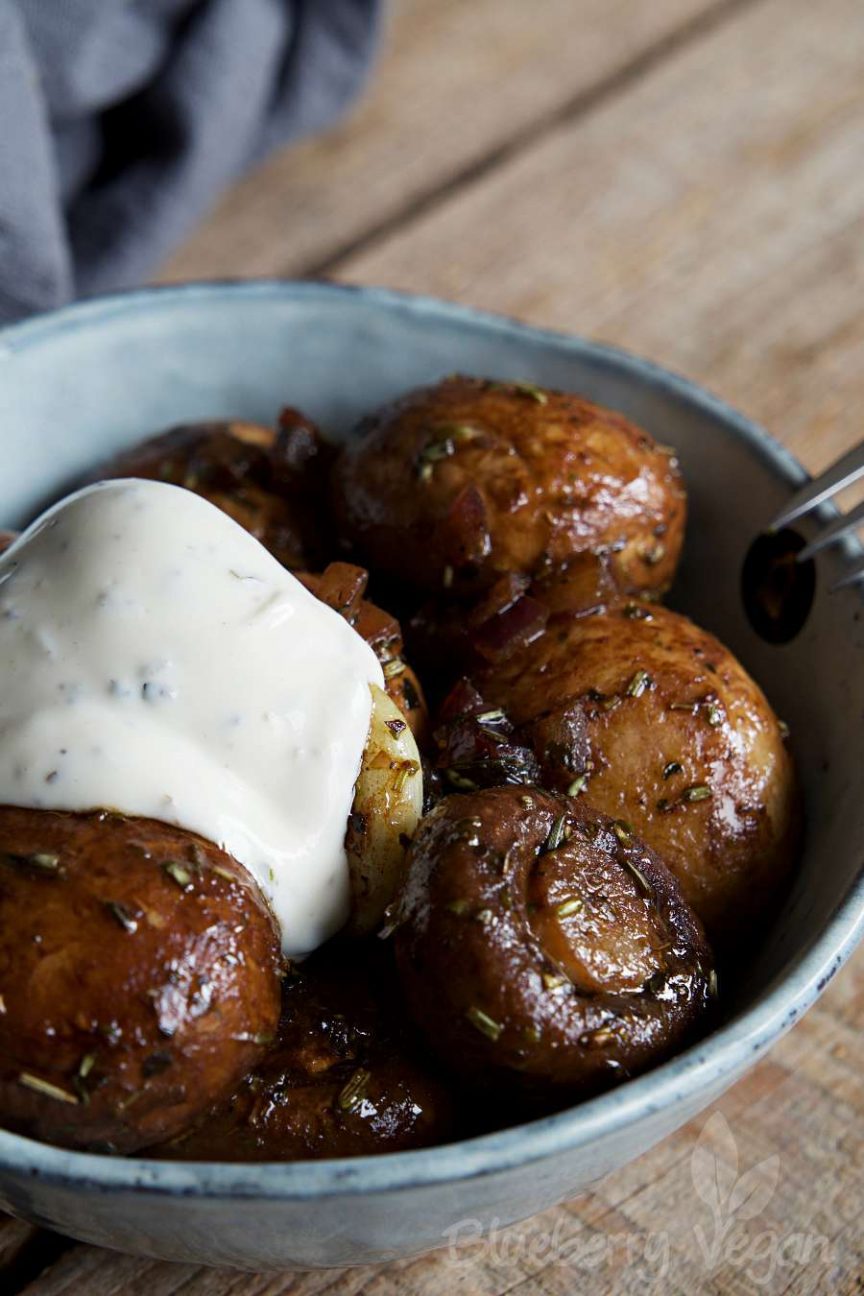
(334, 0, 864, 480)
(157, 0, 736, 284)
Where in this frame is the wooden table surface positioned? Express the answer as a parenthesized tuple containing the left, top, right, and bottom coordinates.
(4, 1, 864, 1291)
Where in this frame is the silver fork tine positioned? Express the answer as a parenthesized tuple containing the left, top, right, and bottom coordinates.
(797, 497, 864, 563)
(832, 560, 864, 591)
(769, 440, 864, 531)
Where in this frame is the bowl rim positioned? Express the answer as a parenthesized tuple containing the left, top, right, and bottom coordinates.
(1, 278, 863, 1203)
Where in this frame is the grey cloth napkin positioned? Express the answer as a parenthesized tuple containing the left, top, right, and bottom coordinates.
(0, 0, 381, 322)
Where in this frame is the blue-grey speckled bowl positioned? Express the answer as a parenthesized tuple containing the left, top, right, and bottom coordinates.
(0, 282, 862, 1271)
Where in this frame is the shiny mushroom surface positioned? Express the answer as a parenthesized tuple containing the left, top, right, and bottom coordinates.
(0, 808, 282, 1153)
(394, 786, 715, 1103)
(473, 601, 800, 950)
(333, 375, 685, 598)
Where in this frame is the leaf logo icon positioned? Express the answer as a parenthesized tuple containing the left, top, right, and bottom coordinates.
(727, 1156, 780, 1221)
(691, 1111, 739, 1215)
(691, 1110, 781, 1269)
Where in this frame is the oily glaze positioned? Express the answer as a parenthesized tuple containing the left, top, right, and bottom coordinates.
(151, 944, 455, 1161)
(405, 552, 622, 703)
(0, 808, 282, 1153)
(332, 376, 685, 598)
(394, 787, 714, 1102)
(474, 602, 799, 949)
(91, 411, 335, 571)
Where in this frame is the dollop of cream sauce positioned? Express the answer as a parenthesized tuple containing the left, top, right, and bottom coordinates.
(0, 479, 384, 957)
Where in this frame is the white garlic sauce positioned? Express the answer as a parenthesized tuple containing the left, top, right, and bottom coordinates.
(0, 479, 384, 957)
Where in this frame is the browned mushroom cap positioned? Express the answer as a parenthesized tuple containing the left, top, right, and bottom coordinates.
(394, 787, 715, 1102)
(473, 602, 800, 951)
(90, 409, 335, 571)
(332, 376, 685, 598)
(299, 562, 429, 743)
(148, 942, 457, 1161)
(0, 808, 282, 1153)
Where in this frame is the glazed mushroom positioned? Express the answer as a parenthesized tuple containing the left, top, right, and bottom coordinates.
(0, 809, 282, 1153)
(150, 942, 456, 1161)
(394, 787, 715, 1102)
(332, 375, 685, 599)
(90, 409, 335, 571)
(472, 601, 800, 950)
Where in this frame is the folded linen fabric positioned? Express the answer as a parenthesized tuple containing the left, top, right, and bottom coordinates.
(0, 0, 381, 321)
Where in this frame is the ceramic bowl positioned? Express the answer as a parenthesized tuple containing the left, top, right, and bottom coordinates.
(0, 282, 862, 1271)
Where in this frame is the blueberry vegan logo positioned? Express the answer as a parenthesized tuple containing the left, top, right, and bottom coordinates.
(443, 1111, 831, 1285)
(691, 1111, 780, 1269)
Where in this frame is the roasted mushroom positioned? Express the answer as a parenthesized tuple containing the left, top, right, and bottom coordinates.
(472, 601, 800, 949)
(90, 409, 335, 571)
(394, 787, 714, 1103)
(332, 376, 685, 598)
(149, 942, 456, 1161)
(0, 809, 282, 1153)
